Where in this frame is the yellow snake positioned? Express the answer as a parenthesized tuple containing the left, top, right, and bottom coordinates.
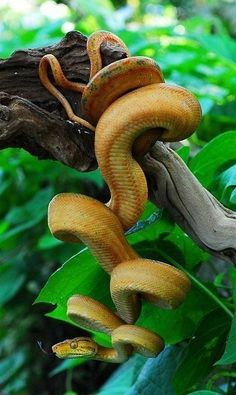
(48, 193, 190, 362)
(39, 30, 201, 362)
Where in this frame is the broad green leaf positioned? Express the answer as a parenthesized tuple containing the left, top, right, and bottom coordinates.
(97, 354, 146, 395)
(98, 346, 185, 395)
(162, 226, 208, 270)
(215, 313, 236, 365)
(126, 346, 185, 395)
(136, 285, 216, 344)
(173, 309, 231, 394)
(189, 131, 236, 188)
(35, 248, 112, 309)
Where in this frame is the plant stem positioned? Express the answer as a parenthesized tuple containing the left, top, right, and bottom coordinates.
(156, 249, 234, 320)
(66, 368, 73, 392)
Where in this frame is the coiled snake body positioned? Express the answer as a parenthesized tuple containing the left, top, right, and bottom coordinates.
(39, 31, 201, 362)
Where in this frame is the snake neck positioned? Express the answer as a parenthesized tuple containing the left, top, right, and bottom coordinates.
(93, 343, 133, 363)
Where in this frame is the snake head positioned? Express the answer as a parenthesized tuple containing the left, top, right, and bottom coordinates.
(52, 337, 98, 359)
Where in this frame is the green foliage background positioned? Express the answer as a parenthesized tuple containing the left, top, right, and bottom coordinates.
(0, 0, 236, 394)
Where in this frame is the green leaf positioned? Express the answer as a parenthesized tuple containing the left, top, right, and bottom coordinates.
(136, 285, 216, 345)
(35, 248, 112, 308)
(196, 34, 236, 63)
(2, 370, 28, 394)
(97, 354, 146, 395)
(173, 309, 231, 394)
(212, 164, 236, 209)
(50, 359, 85, 376)
(0, 264, 25, 305)
(176, 146, 190, 164)
(5, 186, 53, 226)
(0, 350, 26, 385)
(215, 313, 236, 365)
(189, 131, 236, 188)
(37, 230, 63, 250)
(126, 346, 185, 395)
(162, 226, 208, 270)
(213, 273, 225, 288)
(98, 346, 184, 395)
(0, 186, 54, 247)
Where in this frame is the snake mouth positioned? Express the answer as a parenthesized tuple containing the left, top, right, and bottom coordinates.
(52, 348, 90, 359)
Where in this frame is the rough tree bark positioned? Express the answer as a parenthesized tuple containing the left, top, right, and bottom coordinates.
(0, 31, 235, 265)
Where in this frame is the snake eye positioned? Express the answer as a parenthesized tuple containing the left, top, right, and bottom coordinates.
(70, 340, 78, 349)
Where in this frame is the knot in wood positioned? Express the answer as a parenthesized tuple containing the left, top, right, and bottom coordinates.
(0, 105, 10, 121)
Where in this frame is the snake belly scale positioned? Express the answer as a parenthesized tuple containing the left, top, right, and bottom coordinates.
(39, 30, 201, 362)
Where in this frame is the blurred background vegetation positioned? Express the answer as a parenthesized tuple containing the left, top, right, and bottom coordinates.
(0, 0, 236, 394)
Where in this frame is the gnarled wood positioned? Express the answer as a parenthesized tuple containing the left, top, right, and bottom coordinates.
(0, 31, 127, 169)
(0, 92, 96, 171)
(141, 142, 236, 264)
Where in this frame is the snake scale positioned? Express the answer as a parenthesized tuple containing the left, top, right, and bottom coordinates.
(39, 30, 201, 363)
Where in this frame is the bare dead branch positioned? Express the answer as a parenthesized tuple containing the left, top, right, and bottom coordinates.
(0, 31, 127, 169)
(142, 142, 236, 265)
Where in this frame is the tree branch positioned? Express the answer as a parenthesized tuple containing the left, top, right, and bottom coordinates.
(0, 31, 127, 170)
(141, 143, 236, 265)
